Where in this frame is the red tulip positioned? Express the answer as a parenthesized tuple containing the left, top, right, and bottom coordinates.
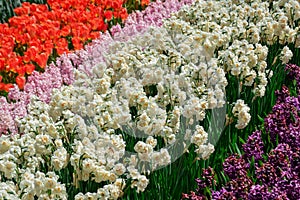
(16, 75, 26, 90)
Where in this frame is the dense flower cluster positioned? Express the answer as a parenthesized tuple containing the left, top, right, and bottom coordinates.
(286, 63, 300, 91)
(182, 64, 300, 200)
(160, 0, 299, 129)
(171, 0, 299, 95)
(0, 0, 194, 136)
(242, 130, 264, 161)
(265, 90, 300, 151)
(0, 66, 63, 135)
(0, 25, 224, 199)
(7, 0, 299, 135)
(210, 141, 300, 200)
(0, 0, 299, 198)
(0, 0, 128, 91)
(181, 167, 216, 199)
(1, 0, 231, 198)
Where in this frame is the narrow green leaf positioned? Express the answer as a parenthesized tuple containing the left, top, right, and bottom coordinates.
(235, 143, 242, 156)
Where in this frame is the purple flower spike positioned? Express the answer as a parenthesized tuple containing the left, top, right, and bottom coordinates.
(223, 154, 248, 179)
(242, 130, 264, 162)
(212, 188, 237, 200)
(265, 93, 300, 150)
(285, 64, 300, 91)
(256, 162, 278, 186)
(248, 184, 272, 200)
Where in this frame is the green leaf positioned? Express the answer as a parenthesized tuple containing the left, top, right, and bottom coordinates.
(234, 143, 242, 156)
(257, 114, 265, 123)
(238, 136, 246, 144)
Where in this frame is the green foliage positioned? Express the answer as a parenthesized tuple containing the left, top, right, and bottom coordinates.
(125, 0, 151, 14)
(0, 0, 47, 23)
(0, 0, 20, 23)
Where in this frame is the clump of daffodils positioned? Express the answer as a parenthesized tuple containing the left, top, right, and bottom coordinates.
(167, 0, 299, 128)
(1, 16, 227, 199)
(0, 133, 68, 199)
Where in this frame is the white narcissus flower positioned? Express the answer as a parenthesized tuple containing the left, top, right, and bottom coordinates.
(74, 193, 86, 200)
(19, 171, 34, 192)
(102, 183, 123, 200)
(96, 188, 109, 199)
(137, 112, 151, 130)
(294, 34, 300, 48)
(151, 152, 161, 170)
(167, 134, 176, 144)
(93, 166, 111, 183)
(138, 152, 152, 162)
(52, 183, 67, 198)
(201, 143, 215, 160)
(1, 161, 16, 179)
(81, 158, 96, 174)
(280, 46, 293, 64)
(146, 136, 157, 148)
(0, 136, 11, 154)
(232, 99, 251, 129)
(254, 85, 266, 98)
(243, 69, 257, 86)
(191, 125, 208, 146)
(136, 175, 149, 193)
(158, 149, 171, 166)
(134, 141, 153, 154)
(127, 166, 140, 180)
(51, 147, 68, 171)
(113, 163, 126, 176)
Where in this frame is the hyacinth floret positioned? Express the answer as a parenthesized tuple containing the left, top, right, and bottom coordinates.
(242, 130, 264, 162)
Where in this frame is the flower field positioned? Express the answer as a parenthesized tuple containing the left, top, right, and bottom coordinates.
(0, 0, 299, 199)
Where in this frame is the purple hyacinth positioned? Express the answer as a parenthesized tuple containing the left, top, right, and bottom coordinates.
(225, 177, 253, 199)
(242, 130, 264, 162)
(268, 144, 294, 180)
(285, 64, 300, 91)
(248, 184, 272, 200)
(195, 167, 216, 190)
(211, 188, 237, 200)
(0, 97, 19, 135)
(274, 85, 290, 103)
(181, 167, 216, 200)
(223, 154, 248, 180)
(182, 191, 206, 200)
(255, 162, 278, 187)
(265, 93, 300, 150)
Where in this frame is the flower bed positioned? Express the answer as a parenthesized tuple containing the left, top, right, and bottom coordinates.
(0, 0, 194, 136)
(182, 64, 300, 200)
(0, 0, 128, 92)
(0, 0, 300, 199)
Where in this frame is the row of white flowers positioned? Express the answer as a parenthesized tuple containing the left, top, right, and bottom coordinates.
(1, 0, 299, 199)
(1, 11, 227, 200)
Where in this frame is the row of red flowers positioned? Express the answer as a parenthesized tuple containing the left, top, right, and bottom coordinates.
(0, 0, 128, 92)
